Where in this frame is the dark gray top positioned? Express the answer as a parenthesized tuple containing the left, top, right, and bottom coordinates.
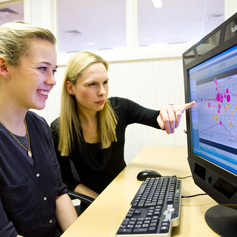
(0, 111, 67, 237)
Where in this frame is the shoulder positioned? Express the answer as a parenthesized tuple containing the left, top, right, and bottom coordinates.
(25, 111, 53, 144)
(109, 96, 140, 110)
(109, 97, 134, 107)
(109, 97, 142, 120)
(25, 111, 50, 136)
(26, 111, 48, 127)
(50, 118, 60, 144)
(50, 117, 60, 130)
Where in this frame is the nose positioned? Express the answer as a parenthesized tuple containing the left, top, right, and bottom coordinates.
(44, 71, 56, 87)
(98, 84, 106, 95)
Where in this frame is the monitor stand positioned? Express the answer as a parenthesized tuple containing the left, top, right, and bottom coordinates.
(205, 205, 237, 237)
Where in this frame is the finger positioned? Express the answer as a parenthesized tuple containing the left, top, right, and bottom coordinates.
(173, 105, 183, 128)
(166, 106, 176, 133)
(160, 108, 171, 134)
(174, 110, 182, 128)
(157, 109, 171, 133)
(173, 101, 195, 128)
(157, 115, 164, 129)
(159, 106, 176, 134)
(180, 101, 196, 113)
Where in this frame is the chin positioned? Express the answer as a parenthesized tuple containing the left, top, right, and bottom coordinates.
(33, 103, 46, 111)
(97, 106, 105, 111)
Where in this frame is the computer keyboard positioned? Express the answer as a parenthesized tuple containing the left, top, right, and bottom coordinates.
(116, 176, 182, 237)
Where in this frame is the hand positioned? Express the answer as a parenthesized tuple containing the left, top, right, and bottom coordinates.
(157, 101, 195, 134)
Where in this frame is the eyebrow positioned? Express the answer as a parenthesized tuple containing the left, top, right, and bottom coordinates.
(40, 61, 58, 68)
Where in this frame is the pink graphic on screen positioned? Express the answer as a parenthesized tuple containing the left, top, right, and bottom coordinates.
(200, 77, 237, 143)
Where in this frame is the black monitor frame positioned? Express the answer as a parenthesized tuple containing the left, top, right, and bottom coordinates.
(183, 12, 237, 236)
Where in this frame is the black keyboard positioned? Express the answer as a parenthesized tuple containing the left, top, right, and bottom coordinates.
(116, 176, 182, 237)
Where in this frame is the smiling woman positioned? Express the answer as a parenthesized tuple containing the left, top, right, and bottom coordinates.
(0, 21, 77, 237)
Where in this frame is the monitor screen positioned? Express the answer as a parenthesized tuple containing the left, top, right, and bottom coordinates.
(183, 12, 237, 236)
(188, 44, 237, 176)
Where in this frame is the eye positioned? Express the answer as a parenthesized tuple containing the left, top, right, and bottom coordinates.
(88, 82, 96, 86)
(38, 67, 47, 72)
(52, 69, 57, 75)
(103, 80, 109, 85)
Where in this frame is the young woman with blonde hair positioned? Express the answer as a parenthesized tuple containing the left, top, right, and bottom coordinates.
(0, 21, 77, 237)
(51, 51, 195, 207)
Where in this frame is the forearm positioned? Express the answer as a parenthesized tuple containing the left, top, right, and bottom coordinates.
(55, 193, 78, 232)
(74, 183, 99, 199)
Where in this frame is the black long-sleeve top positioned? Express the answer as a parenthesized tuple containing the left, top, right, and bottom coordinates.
(51, 97, 160, 194)
(0, 112, 67, 237)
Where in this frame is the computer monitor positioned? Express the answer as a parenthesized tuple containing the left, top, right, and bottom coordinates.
(183, 12, 237, 236)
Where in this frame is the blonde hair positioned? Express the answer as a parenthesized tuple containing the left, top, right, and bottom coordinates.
(0, 21, 56, 66)
(59, 51, 117, 156)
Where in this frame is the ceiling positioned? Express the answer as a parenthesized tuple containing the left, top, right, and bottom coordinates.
(57, 0, 225, 53)
(0, 0, 225, 53)
(0, 3, 24, 25)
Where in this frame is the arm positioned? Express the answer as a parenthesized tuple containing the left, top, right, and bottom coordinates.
(157, 101, 196, 134)
(51, 120, 81, 191)
(114, 97, 194, 134)
(74, 183, 99, 199)
(0, 197, 18, 237)
(47, 121, 78, 230)
(113, 97, 160, 128)
(55, 193, 78, 232)
(55, 151, 97, 200)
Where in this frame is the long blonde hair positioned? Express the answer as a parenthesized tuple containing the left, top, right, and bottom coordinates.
(59, 51, 117, 156)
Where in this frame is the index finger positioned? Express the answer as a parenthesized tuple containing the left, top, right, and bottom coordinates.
(180, 101, 196, 113)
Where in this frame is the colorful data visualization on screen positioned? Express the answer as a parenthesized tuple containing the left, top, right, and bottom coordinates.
(188, 45, 237, 174)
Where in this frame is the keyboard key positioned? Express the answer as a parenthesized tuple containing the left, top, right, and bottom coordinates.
(160, 226, 169, 233)
(133, 228, 148, 234)
(117, 228, 132, 234)
(148, 227, 156, 233)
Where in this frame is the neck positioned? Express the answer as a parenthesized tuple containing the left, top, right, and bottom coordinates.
(0, 103, 27, 136)
(0, 79, 28, 135)
(78, 110, 98, 125)
(78, 111, 100, 144)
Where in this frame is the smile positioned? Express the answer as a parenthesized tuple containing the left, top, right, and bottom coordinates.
(37, 90, 49, 96)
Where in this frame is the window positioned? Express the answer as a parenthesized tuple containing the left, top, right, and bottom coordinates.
(138, 0, 224, 46)
(57, 0, 225, 54)
(57, 0, 126, 53)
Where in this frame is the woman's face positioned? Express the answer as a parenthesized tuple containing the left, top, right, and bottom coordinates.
(71, 63, 109, 114)
(6, 38, 57, 111)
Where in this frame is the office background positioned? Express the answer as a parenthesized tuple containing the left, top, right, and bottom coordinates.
(0, 0, 236, 164)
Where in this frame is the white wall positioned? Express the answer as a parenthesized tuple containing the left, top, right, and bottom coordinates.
(17, 0, 237, 164)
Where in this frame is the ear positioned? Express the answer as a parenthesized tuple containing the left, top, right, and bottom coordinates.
(0, 57, 9, 79)
(65, 81, 75, 95)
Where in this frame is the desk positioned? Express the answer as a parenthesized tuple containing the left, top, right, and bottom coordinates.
(61, 146, 219, 237)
